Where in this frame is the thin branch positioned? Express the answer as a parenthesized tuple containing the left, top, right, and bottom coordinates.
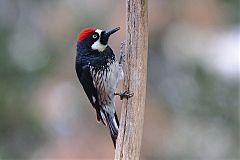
(115, 0, 148, 159)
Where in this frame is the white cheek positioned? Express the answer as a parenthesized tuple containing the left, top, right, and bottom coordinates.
(91, 29, 107, 52)
(91, 39, 107, 52)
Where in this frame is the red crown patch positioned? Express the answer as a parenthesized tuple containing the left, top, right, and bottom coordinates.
(77, 28, 96, 41)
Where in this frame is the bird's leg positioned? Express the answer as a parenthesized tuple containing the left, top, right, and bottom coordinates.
(116, 41, 134, 100)
(114, 91, 134, 100)
(119, 41, 126, 65)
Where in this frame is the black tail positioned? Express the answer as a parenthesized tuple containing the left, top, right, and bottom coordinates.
(102, 110, 119, 148)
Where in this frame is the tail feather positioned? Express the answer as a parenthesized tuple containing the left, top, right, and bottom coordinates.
(101, 110, 119, 148)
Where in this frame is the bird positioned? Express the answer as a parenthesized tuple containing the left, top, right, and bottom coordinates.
(75, 27, 133, 148)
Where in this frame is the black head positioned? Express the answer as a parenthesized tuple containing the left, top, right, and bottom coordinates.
(77, 27, 120, 52)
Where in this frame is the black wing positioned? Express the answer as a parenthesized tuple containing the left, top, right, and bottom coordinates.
(75, 63, 103, 123)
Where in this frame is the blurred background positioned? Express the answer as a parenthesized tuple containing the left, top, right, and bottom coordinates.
(0, 0, 239, 159)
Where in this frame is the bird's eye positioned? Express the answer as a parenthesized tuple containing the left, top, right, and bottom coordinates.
(92, 34, 98, 39)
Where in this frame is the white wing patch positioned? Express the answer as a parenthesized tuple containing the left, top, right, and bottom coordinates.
(92, 96, 96, 103)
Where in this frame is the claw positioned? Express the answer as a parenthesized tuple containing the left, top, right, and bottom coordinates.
(114, 90, 134, 100)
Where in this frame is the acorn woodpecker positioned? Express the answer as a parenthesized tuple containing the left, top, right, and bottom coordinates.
(75, 27, 133, 148)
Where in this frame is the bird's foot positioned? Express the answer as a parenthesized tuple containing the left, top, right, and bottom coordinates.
(114, 90, 134, 100)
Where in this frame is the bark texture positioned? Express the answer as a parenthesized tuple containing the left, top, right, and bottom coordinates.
(114, 0, 148, 159)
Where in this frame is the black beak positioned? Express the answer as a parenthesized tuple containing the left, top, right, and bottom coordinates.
(100, 27, 120, 45)
(105, 27, 120, 37)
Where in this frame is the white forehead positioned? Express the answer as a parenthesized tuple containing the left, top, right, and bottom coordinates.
(95, 29, 103, 35)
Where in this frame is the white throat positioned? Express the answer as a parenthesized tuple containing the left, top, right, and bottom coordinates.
(91, 29, 107, 52)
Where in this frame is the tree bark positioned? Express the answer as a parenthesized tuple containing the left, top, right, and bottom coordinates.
(114, 0, 148, 159)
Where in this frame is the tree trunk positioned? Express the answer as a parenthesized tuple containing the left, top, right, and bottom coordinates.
(114, 0, 148, 159)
